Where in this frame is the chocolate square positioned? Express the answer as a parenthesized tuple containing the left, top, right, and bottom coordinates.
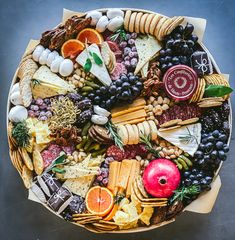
(48, 187, 73, 213)
(190, 51, 213, 76)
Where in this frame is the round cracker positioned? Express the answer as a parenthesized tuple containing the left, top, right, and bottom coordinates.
(117, 125, 128, 145)
(158, 125, 181, 132)
(149, 14, 161, 35)
(132, 124, 140, 144)
(140, 13, 148, 34)
(198, 78, 206, 101)
(136, 176, 148, 198)
(158, 18, 172, 40)
(124, 10, 132, 31)
(33, 148, 44, 175)
(154, 16, 168, 40)
(129, 12, 137, 32)
(125, 124, 135, 144)
(20, 148, 34, 171)
(160, 119, 182, 128)
(134, 12, 143, 33)
(144, 14, 155, 34)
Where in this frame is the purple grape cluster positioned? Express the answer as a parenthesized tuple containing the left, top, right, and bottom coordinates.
(94, 157, 114, 187)
(119, 33, 138, 71)
(28, 98, 52, 121)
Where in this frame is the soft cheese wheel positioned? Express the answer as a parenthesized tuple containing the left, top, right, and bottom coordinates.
(137, 122, 145, 137)
(117, 125, 128, 145)
(132, 124, 140, 144)
(148, 120, 158, 140)
(125, 124, 136, 145)
(142, 121, 151, 136)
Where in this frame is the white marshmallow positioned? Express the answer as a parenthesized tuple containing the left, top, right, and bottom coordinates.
(96, 16, 109, 33)
(39, 49, 51, 65)
(86, 10, 102, 26)
(46, 51, 59, 67)
(10, 91, 23, 105)
(107, 9, 124, 19)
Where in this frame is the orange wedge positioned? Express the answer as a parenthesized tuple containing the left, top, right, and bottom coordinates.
(61, 39, 84, 59)
(103, 204, 119, 221)
(77, 28, 103, 45)
(85, 186, 114, 217)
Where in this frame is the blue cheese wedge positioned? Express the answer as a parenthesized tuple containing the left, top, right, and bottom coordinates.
(134, 35, 161, 75)
(63, 175, 95, 197)
(76, 44, 112, 86)
(157, 123, 201, 156)
(32, 66, 75, 98)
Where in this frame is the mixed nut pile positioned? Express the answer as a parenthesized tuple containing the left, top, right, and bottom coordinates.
(7, 8, 232, 232)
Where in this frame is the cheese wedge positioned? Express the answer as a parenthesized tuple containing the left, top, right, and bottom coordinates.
(112, 105, 145, 118)
(157, 123, 201, 156)
(112, 109, 147, 124)
(76, 44, 112, 86)
(111, 98, 146, 115)
(117, 160, 133, 190)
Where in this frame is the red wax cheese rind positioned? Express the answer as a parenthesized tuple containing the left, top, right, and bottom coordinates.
(163, 65, 198, 101)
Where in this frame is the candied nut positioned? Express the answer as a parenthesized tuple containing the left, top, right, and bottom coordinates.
(152, 100, 158, 107)
(140, 160, 145, 166)
(156, 146, 161, 151)
(75, 68, 82, 76)
(144, 160, 149, 167)
(159, 151, 165, 158)
(147, 116, 155, 120)
(73, 74, 80, 80)
(165, 156, 170, 159)
(175, 150, 180, 157)
(169, 149, 175, 155)
(147, 153, 153, 159)
(155, 105, 163, 115)
(67, 155, 74, 161)
(157, 96, 163, 104)
(149, 96, 155, 103)
(136, 155, 142, 161)
(152, 92, 159, 96)
(160, 141, 166, 147)
(163, 97, 170, 104)
(74, 62, 79, 69)
(78, 82, 84, 88)
(162, 104, 169, 111)
(81, 71, 86, 78)
(154, 119, 159, 125)
(144, 106, 149, 110)
(148, 105, 153, 111)
(170, 154, 176, 159)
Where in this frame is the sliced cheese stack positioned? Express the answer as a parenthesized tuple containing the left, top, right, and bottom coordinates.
(108, 159, 140, 196)
(117, 120, 158, 145)
(111, 98, 147, 125)
(32, 66, 76, 99)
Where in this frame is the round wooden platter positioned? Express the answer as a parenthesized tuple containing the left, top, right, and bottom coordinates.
(6, 8, 232, 234)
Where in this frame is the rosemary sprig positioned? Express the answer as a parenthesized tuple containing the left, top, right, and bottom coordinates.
(12, 121, 31, 147)
(31, 79, 41, 88)
(178, 126, 198, 145)
(170, 185, 201, 203)
(140, 134, 160, 158)
(105, 121, 124, 150)
(110, 27, 127, 42)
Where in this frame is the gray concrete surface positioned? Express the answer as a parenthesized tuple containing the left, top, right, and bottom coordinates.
(0, 0, 235, 239)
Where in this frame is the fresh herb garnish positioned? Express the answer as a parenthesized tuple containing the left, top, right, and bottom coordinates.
(92, 52, 103, 65)
(114, 193, 125, 204)
(204, 85, 233, 97)
(140, 134, 160, 158)
(12, 121, 31, 147)
(110, 27, 127, 42)
(52, 167, 66, 174)
(31, 79, 41, 88)
(84, 58, 92, 73)
(105, 121, 124, 150)
(179, 126, 198, 145)
(83, 50, 103, 73)
(170, 185, 201, 203)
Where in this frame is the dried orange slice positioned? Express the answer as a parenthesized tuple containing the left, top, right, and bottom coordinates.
(61, 39, 85, 59)
(85, 186, 114, 217)
(77, 28, 103, 45)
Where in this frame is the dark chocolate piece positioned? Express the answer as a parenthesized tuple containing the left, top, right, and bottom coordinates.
(48, 187, 73, 213)
(190, 51, 213, 76)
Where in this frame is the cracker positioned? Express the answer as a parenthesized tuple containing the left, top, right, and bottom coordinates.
(198, 101, 223, 108)
(20, 75, 33, 107)
(135, 12, 143, 33)
(158, 125, 181, 132)
(160, 119, 182, 128)
(101, 42, 111, 66)
(124, 10, 132, 31)
(178, 117, 199, 125)
(11, 150, 23, 174)
(136, 175, 148, 198)
(133, 179, 145, 201)
(200, 97, 224, 102)
(129, 12, 137, 32)
(19, 148, 34, 171)
(140, 13, 148, 34)
(198, 78, 206, 101)
(149, 14, 161, 35)
(22, 165, 33, 189)
(132, 124, 140, 144)
(144, 14, 155, 34)
(154, 16, 168, 40)
(92, 222, 117, 230)
(73, 213, 97, 218)
(125, 124, 135, 145)
(158, 17, 171, 41)
(33, 147, 44, 175)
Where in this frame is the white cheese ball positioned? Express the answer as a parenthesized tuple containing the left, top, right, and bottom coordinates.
(39, 49, 51, 65)
(107, 9, 124, 19)
(46, 51, 59, 67)
(10, 91, 23, 105)
(107, 16, 124, 32)
(10, 83, 20, 95)
(50, 56, 64, 73)
(32, 45, 45, 62)
(96, 16, 109, 33)
(86, 10, 102, 26)
(9, 105, 28, 123)
(59, 59, 74, 77)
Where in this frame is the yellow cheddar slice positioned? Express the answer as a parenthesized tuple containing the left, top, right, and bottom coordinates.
(111, 98, 146, 115)
(126, 160, 137, 196)
(111, 105, 145, 118)
(117, 160, 133, 191)
(114, 161, 121, 195)
(108, 161, 119, 192)
(116, 117, 146, 125)
(112, 109, 147, 124)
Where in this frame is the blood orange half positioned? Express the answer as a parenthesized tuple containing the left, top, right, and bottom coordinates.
(77, 28, 103, 45)
(61, 39, 84, 59)
(85, 186, 114, 217)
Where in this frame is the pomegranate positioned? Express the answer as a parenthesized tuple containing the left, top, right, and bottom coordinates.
(143, 158, 181, 198)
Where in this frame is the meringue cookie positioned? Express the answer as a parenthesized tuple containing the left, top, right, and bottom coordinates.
(10, 91, 23, 105)
(9, 105, 28, 123)
(107, 9, 124, 19)
(86, 10, 102, 26)
(59, 59, 74, 77)
(96, 16, 109, 33)
(50, 56, 64, 73)
(39, 49, 51, 65)
(107, 16, 124, 32)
